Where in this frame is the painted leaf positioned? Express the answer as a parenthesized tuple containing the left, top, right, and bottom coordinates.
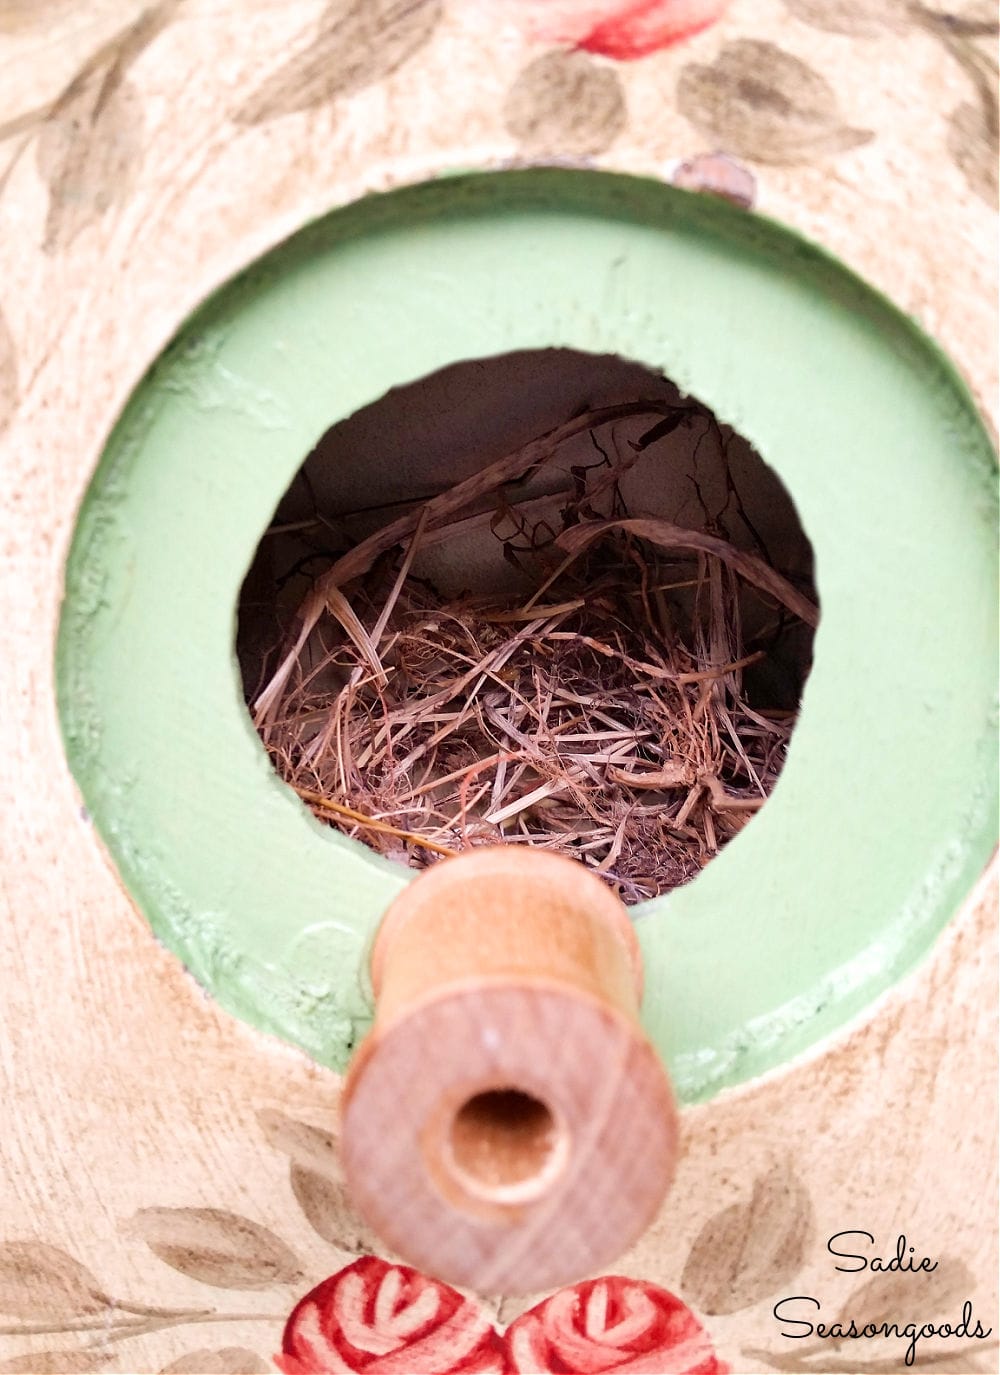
(742, 1344, 997, 1373)
(0, 1243, 108, 1319)
(290, 1165, 377, 1255)
(128, 1208, 303, 1289)
(740, 1353, 825, 1374)
(947, 96, 999, 205)
(909, 4, 999, 203)
(834, 1255, 974, 1332)
(36, 72, 144, 253)
(677, 39, 873, 164)
(257, 1109, 340, 1175)
(257, 1109, 372, 1250)
(0, 1351, 113, 1374)
(897, 1349, 1000, 1375)
(781, 0, 905, 37)
(159, 1349, 270, 1374)
(504, 50, 626, 157)
(234, 0, 443, 124)
(33, 4, 172, 254)
(0, 306, 18, 437)
(897, 1353, 999, 1375)
(915, 0, 998, 36)
(680, 1162, 813, 1314)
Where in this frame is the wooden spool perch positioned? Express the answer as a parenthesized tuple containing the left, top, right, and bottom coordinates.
(341, 847, 679, 1293)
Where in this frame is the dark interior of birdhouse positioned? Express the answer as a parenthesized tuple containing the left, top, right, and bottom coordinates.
(238, 349, 818, 905)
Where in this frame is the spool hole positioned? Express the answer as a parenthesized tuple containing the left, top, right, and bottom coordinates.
(447, 1088, 565, 1201)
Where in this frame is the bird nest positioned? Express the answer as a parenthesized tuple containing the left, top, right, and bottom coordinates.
(247, 399, 817, 905)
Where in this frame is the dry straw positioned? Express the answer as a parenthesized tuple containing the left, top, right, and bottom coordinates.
(250, 400, 817, 904)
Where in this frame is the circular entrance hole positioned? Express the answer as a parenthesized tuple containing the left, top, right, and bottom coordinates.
(446, 1088, 565, 1203)
(238, 348, 817, 904)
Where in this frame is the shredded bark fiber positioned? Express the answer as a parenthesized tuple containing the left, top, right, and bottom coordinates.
(250, 400, 817, 905)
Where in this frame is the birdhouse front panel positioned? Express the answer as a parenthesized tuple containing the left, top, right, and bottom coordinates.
(0, 3, 996, 1374)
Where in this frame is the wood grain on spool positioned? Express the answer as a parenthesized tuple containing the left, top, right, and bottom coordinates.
(341, 847, 678, 1294)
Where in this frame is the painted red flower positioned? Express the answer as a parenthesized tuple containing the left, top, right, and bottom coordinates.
(503, 1276, 728, 1374)
(507, 0, 728, 60)
(276, 1257, 508, 1375)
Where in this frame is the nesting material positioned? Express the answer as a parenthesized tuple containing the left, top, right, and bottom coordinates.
(250, 400, 818, 905)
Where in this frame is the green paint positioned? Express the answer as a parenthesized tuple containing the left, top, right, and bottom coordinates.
(57, 170, 998, 1101)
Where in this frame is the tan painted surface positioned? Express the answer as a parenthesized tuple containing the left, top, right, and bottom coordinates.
(0, 2, 996, 1371)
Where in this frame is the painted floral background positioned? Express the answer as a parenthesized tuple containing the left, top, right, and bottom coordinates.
(0, 0, 996, 1372)
(0, 0, 997, 442)
(0, 1105, 735, 1373)
(0, 0, 996, 263)
(2, 1106, 996, 1372)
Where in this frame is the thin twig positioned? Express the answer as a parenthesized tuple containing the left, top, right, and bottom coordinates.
(295, 788, 458, 856)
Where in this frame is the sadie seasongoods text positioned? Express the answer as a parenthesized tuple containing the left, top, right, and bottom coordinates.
(773, 1232, 993, 1368)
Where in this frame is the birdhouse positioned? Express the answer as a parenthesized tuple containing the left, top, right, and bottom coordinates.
(2, 3, 996, 1374)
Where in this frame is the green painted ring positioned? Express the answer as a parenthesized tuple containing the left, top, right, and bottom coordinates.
(57, 169, 998, 1102)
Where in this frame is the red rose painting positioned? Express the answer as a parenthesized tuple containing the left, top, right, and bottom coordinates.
(277, 1261, 727, 1375)
(504, 1275, 727, 1374)
(276, 1257, 508, 1375)
(508, 0, 727, 60)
